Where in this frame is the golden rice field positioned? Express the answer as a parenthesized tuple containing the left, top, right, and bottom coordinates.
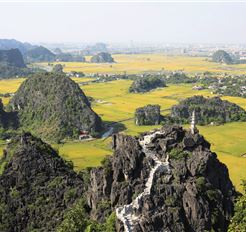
(40, 54, 246, 74)
(0, 54, 246, 191)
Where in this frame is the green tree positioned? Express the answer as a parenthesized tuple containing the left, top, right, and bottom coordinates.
(228, 180, 246, 232)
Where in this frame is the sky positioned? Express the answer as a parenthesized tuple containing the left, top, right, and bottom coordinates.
(0, 1, 246, 44)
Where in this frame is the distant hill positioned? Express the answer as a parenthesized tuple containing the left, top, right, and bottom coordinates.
(0, 39, 34, 54)
(25, 46, 56, 62)
(0, 49, 26, 68)
(9, 73, 103, 141)
(0, 48, 32, 79)
(55, 52, 85, 62)
(171, 95, 246, 125)
(90, 52, 114, 63)
(212, 50, 233, 64)
(84, 43, 108, 55)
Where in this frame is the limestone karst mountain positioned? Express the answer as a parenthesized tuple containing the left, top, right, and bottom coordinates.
(90, 52, 114, 63)
(212, 50, 233, 64)
(25, 46, 56, 62)
(129, 76, 166, 93)
(0, 48, 26, 68)
(0, 133, 84, 231)
(88, 125, 236, 232)
(135, 104, 161, 125)
(0, 39, 34, 54)
(0, 125, 237, 231)
(171, 95, 246, 125)
(9, 72, 103, 141)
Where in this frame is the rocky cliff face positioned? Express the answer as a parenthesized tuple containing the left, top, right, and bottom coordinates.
(9, 73, 103, 141)
(0, 133, 84, 231)
(0, 125, 237, 231)
(135, 104, 161, 125)
(87, 125, 236, 232)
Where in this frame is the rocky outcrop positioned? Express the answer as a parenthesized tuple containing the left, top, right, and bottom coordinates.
(129, 76, 166, 93)
(171, 95, 246, 125)
(9, 72, 103, 141)
(0, 133, 84, 231)
(212, 50, 233, 64)
(87, 125, 236, 232)
(135, 104, 161, 125)
(90, 52, 114, 63)
(0, 125, 237, 231)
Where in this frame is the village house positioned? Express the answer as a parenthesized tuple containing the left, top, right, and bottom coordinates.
(79, 130, 91, 140)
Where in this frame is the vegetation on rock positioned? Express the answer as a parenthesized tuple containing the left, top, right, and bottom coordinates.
(171, 95, 246, 125)
(25, 46, 56, 62)
(9, 73, 102, 141)
(135, 104, 161, 125)
(87, 126, 236, 231)
(52, 64, 64, 73)
(0, 133, 84, 231)
(228, 180, 246, 232)
(129, 76, 166, 93)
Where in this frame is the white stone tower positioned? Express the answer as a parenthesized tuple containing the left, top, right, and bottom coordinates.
(190, 110, 197, 134)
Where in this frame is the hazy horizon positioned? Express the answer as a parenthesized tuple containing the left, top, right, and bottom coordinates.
(1, 2, 246, 44)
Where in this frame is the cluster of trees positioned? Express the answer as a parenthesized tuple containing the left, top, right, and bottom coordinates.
(129, 76, 166, 93)
(228, 180, 246, 232)
(0, 63, 32, 79)
(164, 72, 197, 84)
(57, 197, 116, 232)
(204, 75, 246, 98)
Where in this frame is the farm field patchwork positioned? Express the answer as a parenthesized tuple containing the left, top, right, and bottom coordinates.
(40, 54, 246, 74)
(0, 55, 246, 191)
(53, 138, 112, 170)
